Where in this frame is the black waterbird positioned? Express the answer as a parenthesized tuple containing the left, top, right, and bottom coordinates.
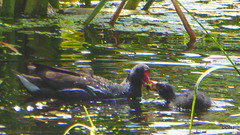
(14, 63, 151, 100)
(152, 81, 211, 110)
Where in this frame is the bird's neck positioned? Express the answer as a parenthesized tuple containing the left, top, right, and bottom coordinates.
(128, 82, 142, 98)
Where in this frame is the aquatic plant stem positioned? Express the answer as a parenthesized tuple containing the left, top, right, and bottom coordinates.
(171, 0, 196, 52)
(1, 0, 16, 17)
(63, 123, 93, 135)
(176, 0, 240, 75)
(124, 0, 141, 10)
(142, 0, 155, 11)
(0, 41, 20, 54)
(109, 0, 127, 26)
(190, 66, 233, 135)
(83, 106, 95, 131)
(63, 106, 96, 135)
(83, 0, 108, 27)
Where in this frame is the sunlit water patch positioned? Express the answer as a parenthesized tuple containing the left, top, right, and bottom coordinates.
(154, 129, 239, 135)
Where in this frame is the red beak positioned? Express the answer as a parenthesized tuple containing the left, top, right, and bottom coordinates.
(143, 69, 151, 84)
(143, 69, 151, 90)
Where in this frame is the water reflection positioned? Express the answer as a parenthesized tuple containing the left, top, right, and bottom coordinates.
(10, 98, 146, 134)
(13, 97, 224, 134)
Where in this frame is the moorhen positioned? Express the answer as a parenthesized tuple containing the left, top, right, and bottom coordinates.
(153, 82, 211, 110)
(14, 63, 151, 100)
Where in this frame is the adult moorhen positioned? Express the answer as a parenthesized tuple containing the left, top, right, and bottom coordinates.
(14, 63, 151, 100)
(153, 81, 211, 110)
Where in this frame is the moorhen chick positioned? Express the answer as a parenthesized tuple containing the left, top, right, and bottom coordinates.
(14, 63, 151, 100)
(153, 82, 211, 110)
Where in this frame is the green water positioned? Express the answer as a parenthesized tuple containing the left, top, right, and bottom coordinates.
(0, 0, 240, 134)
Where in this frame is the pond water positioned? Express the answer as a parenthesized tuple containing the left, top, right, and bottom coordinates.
(1, 0, 240, 134)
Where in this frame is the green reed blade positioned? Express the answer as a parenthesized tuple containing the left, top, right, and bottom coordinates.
(83, 0, 108, 27)
(190, 66, 233, 134)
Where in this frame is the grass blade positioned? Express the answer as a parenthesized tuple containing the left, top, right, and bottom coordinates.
(83, 0, 108, 27)
(64, 105, 96, 135)
(63, 123, 93, 135)
(189, 66, 233, 134)
(83, 106, 95, 131)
